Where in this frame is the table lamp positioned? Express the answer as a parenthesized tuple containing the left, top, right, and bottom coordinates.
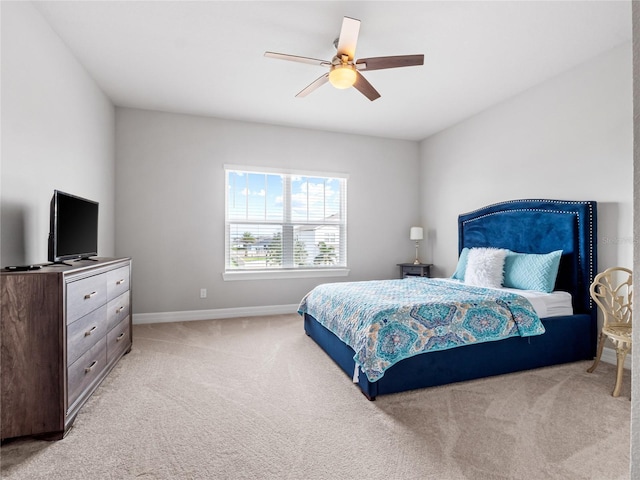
(410, 227, 423, 265)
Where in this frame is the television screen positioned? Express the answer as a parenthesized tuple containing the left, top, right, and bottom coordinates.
(48, 190, 99, 262)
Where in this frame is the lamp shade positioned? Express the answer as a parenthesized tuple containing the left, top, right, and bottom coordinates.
(410, 227, 423, 241)
(329, 65, 357, 89)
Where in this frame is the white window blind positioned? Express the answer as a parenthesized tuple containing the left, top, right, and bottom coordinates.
(225, 166, 347, 273)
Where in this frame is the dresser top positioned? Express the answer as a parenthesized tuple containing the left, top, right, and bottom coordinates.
(2, 257, 131, 276)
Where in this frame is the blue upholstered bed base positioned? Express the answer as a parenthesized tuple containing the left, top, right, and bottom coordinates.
(303, 199, 598, 400)
(304, 312, 593, 399)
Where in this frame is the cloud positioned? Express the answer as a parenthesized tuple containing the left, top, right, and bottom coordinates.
(239, 188, 266, 197)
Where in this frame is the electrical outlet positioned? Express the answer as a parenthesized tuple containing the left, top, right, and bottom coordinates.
(200, 288, 207, 299)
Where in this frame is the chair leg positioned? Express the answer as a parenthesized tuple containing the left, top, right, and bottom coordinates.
(587, 332, 605, 373)
(612, 348, 628, 397)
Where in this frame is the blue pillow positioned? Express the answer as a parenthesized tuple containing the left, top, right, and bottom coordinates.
(503, 250, 562, 293)
(451, 247, 470, 280)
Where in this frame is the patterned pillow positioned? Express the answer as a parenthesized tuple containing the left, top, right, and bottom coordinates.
(464, 248, 509, 288)
(503, 250, 562, 293)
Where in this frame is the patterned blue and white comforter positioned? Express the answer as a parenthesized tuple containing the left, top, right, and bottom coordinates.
(298, 277, 545, 382)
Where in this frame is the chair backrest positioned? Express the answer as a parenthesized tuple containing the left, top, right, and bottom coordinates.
(590, 267, 632, 327)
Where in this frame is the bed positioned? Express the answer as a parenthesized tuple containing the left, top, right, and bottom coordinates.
(299, 199, 598, 400)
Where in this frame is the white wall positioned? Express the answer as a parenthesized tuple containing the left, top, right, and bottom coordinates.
(630, 1, 639, 476)
(1, 2, 115, 266)
(115, 108, 420, 315)
(419, 43, 633, 278)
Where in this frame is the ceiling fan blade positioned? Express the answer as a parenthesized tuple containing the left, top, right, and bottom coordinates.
(356, 54, 424, 71)
(353, 71, 380, 101)
(336, 17, 360, 60)
(295, 73, 330, 98)
(264, 51, 331, 67)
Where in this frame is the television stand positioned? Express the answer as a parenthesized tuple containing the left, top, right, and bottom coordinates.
(47, 257, 100, 267)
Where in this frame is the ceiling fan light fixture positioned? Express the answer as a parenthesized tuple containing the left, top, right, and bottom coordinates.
(329, 65, 357, 89)
(265, 16, 424, 101)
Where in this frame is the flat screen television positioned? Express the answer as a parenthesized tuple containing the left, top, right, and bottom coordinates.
(48, 190, 99, 263)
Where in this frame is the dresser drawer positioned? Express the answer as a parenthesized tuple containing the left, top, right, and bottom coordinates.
(67, 338, 107, 408)
(67, 305, 106, 366)
(403, 266, 425, 276)
(107, 292, 130, 331)
(67, 273, 107, 324)
(107, 316, 131, 364)
(107, 265, 130, 302)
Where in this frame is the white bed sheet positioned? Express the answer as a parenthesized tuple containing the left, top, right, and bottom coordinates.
(502, 287, 573, 318)
(441, 279, 573, 318)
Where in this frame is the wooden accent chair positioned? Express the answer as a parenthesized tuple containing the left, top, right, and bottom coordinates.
(587, 267, 632, 397)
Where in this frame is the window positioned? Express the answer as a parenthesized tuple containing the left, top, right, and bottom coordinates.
(224, 165, 348, 278)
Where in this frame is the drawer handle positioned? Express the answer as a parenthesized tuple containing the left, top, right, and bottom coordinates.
(116, 333, 125, 342)
(84, 360, 97, 373)
(116, 306, 124, 314)
(116, 279, 125, 285)
(84, 326, 97, 337)
(84, 291, 97, 300)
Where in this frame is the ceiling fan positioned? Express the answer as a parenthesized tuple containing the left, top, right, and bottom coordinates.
(264, 16, 424, 101)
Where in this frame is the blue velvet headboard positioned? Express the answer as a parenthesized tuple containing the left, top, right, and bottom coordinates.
(458, 199, 597, 316)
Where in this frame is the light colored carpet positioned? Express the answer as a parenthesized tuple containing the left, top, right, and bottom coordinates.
(1, 314, 631, 480)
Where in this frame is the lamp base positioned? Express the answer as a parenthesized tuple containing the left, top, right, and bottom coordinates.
(413, 241, 420, 265)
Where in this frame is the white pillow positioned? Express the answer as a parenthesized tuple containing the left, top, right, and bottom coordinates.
(464, 247, 508, 288)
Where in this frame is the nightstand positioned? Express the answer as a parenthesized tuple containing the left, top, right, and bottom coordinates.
(397, 263, 432, 279)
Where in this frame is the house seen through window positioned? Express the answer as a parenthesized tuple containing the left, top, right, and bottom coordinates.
(225, 166, 347, 272)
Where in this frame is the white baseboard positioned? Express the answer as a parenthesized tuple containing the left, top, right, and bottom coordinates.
(601, 346, 632, 370)
(132, 304, 300, 325)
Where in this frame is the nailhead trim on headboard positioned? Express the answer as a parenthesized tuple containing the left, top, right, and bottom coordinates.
(459, 199, 597, 310)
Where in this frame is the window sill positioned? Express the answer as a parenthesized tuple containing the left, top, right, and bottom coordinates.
(222, 268, 350, 281)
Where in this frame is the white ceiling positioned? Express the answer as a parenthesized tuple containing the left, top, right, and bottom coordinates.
(34, 1, 632, 141)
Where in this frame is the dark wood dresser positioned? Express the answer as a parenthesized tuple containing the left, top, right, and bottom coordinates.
(1, 257, 132, 441)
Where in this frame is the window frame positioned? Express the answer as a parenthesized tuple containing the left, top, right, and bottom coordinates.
(223, 164, 349, 281)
